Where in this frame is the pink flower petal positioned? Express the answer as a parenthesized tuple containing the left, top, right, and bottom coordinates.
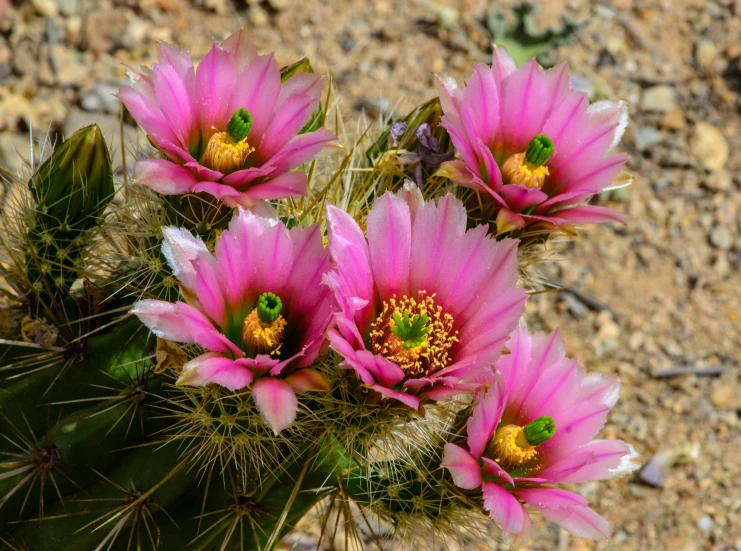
(116, 86, 179, 149)
(370, 384, 420, 410)
(258, 94, 315, 159)
(481, 457, 514, 486)
(550, 205, 628, 225)
(252, 377, 299, 434)
(326, 205, 374, 329)
(232, 53, 281, 143)
(461, 61, 500, 146)
(241, 171, 308, 200)
(264, 128, 336, 174)
(212, 207, 267, 309)
(544, 440, 639, 484)
(513, 487, 589, 509)
(131, 299, 241, 357)
(278, 72, 323, 107)
(133, 159, 198, 195)
(161, 226, 210, 292)
(356, 350, 406, 388)
(191, 181, 241, 200)
(327, 328, 375, 385)
(283, 368, 331, 393)
(177, 352, 253, 390)
(482, 482, 529, 537)
(436, 160, 475, 187)
(220, 29, 257, 70)
(366, 191, 412, 298)
(152, 60, 197, 152)
(192, 250, 227, 328)
(466, 381, 506, 459)
(499, 185, 549, 212)
(442, 443, 482, 490)
(409, 193, 467, 296)
(531, 503, 612, 540)
(195, 42, 238, 140)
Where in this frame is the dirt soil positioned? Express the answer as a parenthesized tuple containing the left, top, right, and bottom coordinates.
(1, 0, 740, 550)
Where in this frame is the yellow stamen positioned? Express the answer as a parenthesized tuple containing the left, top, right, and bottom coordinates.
(370, 291, 458, 378)
(500, 152, 549, 189)
(241, 308, 286, 357)
(487, 424, 539, 470)
(201, 131, 254, 174)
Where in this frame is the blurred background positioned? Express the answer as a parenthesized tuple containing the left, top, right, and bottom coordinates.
(0, 0, 739, 549)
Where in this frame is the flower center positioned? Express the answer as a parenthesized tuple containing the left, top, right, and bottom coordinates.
(486, 416, 556, 471)
(201, 108, 255, 174)
(370, 291, 458, 378)
(242, 292, 286, 357)
(500, 134, 554, 189)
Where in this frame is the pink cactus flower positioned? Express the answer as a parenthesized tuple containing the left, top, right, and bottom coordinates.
(324, 183, 527, 410)
(117, 30, 335, 208)
(442, 323, 639, 543)
(437, 46, 630, 233)
(131, 207, 335, 433)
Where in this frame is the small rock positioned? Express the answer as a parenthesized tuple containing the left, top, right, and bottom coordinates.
(57, 0, 80, 16)
(80, 82, 123, 114)
(268, 0, 292, 9)
(697, 515, 713, 534)
(640, 85, 676, 113)
(32, 0, 57, 16)
(51, 45, 90, 87)
(695, 39, 718, 70)
(248, 5, 270, 26)
(690, 122, 729, 171)
(121, 17, 150, 51)
(711, 384, 734, 406)
(571, 75, 595, 99)
(660, 107, 686, 131)
(634, 125, 662, 151)
(705, 170, 732, 192)
(0, 35, 10, 65)
(709, 225, 733, 249)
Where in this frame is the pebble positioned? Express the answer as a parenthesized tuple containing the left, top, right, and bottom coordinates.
(640, 85, 676, 113)
(634, 125, 663, 151)
(57, 0, 80, 16)
(80, 82, 123, 114)
(248, 5, 270, 26)
(690, 122, 729, 171)
(705, 170, 733, 192)
(711, 384, 734, 407)
(661, 108, 687, 131)
(31, 0, 57, 16)
(709, 225, 733, 249)
(697, 515, 713, 534)
(51, 45, 90, 87)
(695, 39, 718, 70)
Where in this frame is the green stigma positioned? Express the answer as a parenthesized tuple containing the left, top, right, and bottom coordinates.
(391, 310, 431, 349)
(523, 416, 556, 446)
(226, 108, 253, 143)
(524, 134, 555, 167)
(257, 292, 282, 324)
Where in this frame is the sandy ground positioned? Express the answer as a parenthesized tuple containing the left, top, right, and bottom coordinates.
(1, 0, 740, 549)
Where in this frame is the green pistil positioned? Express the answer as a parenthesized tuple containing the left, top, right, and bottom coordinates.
(391, 310, 431, 349)
(257, 292, 282, 324)
(226, 108, 253, 143)
(525, 134, 555, 167)
(523, 416, 556, 446)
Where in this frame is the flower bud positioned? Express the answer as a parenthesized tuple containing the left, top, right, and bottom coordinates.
(29, 124, 114, 230)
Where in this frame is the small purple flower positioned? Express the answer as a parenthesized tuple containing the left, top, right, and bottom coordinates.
(401, 123, 454, 188)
